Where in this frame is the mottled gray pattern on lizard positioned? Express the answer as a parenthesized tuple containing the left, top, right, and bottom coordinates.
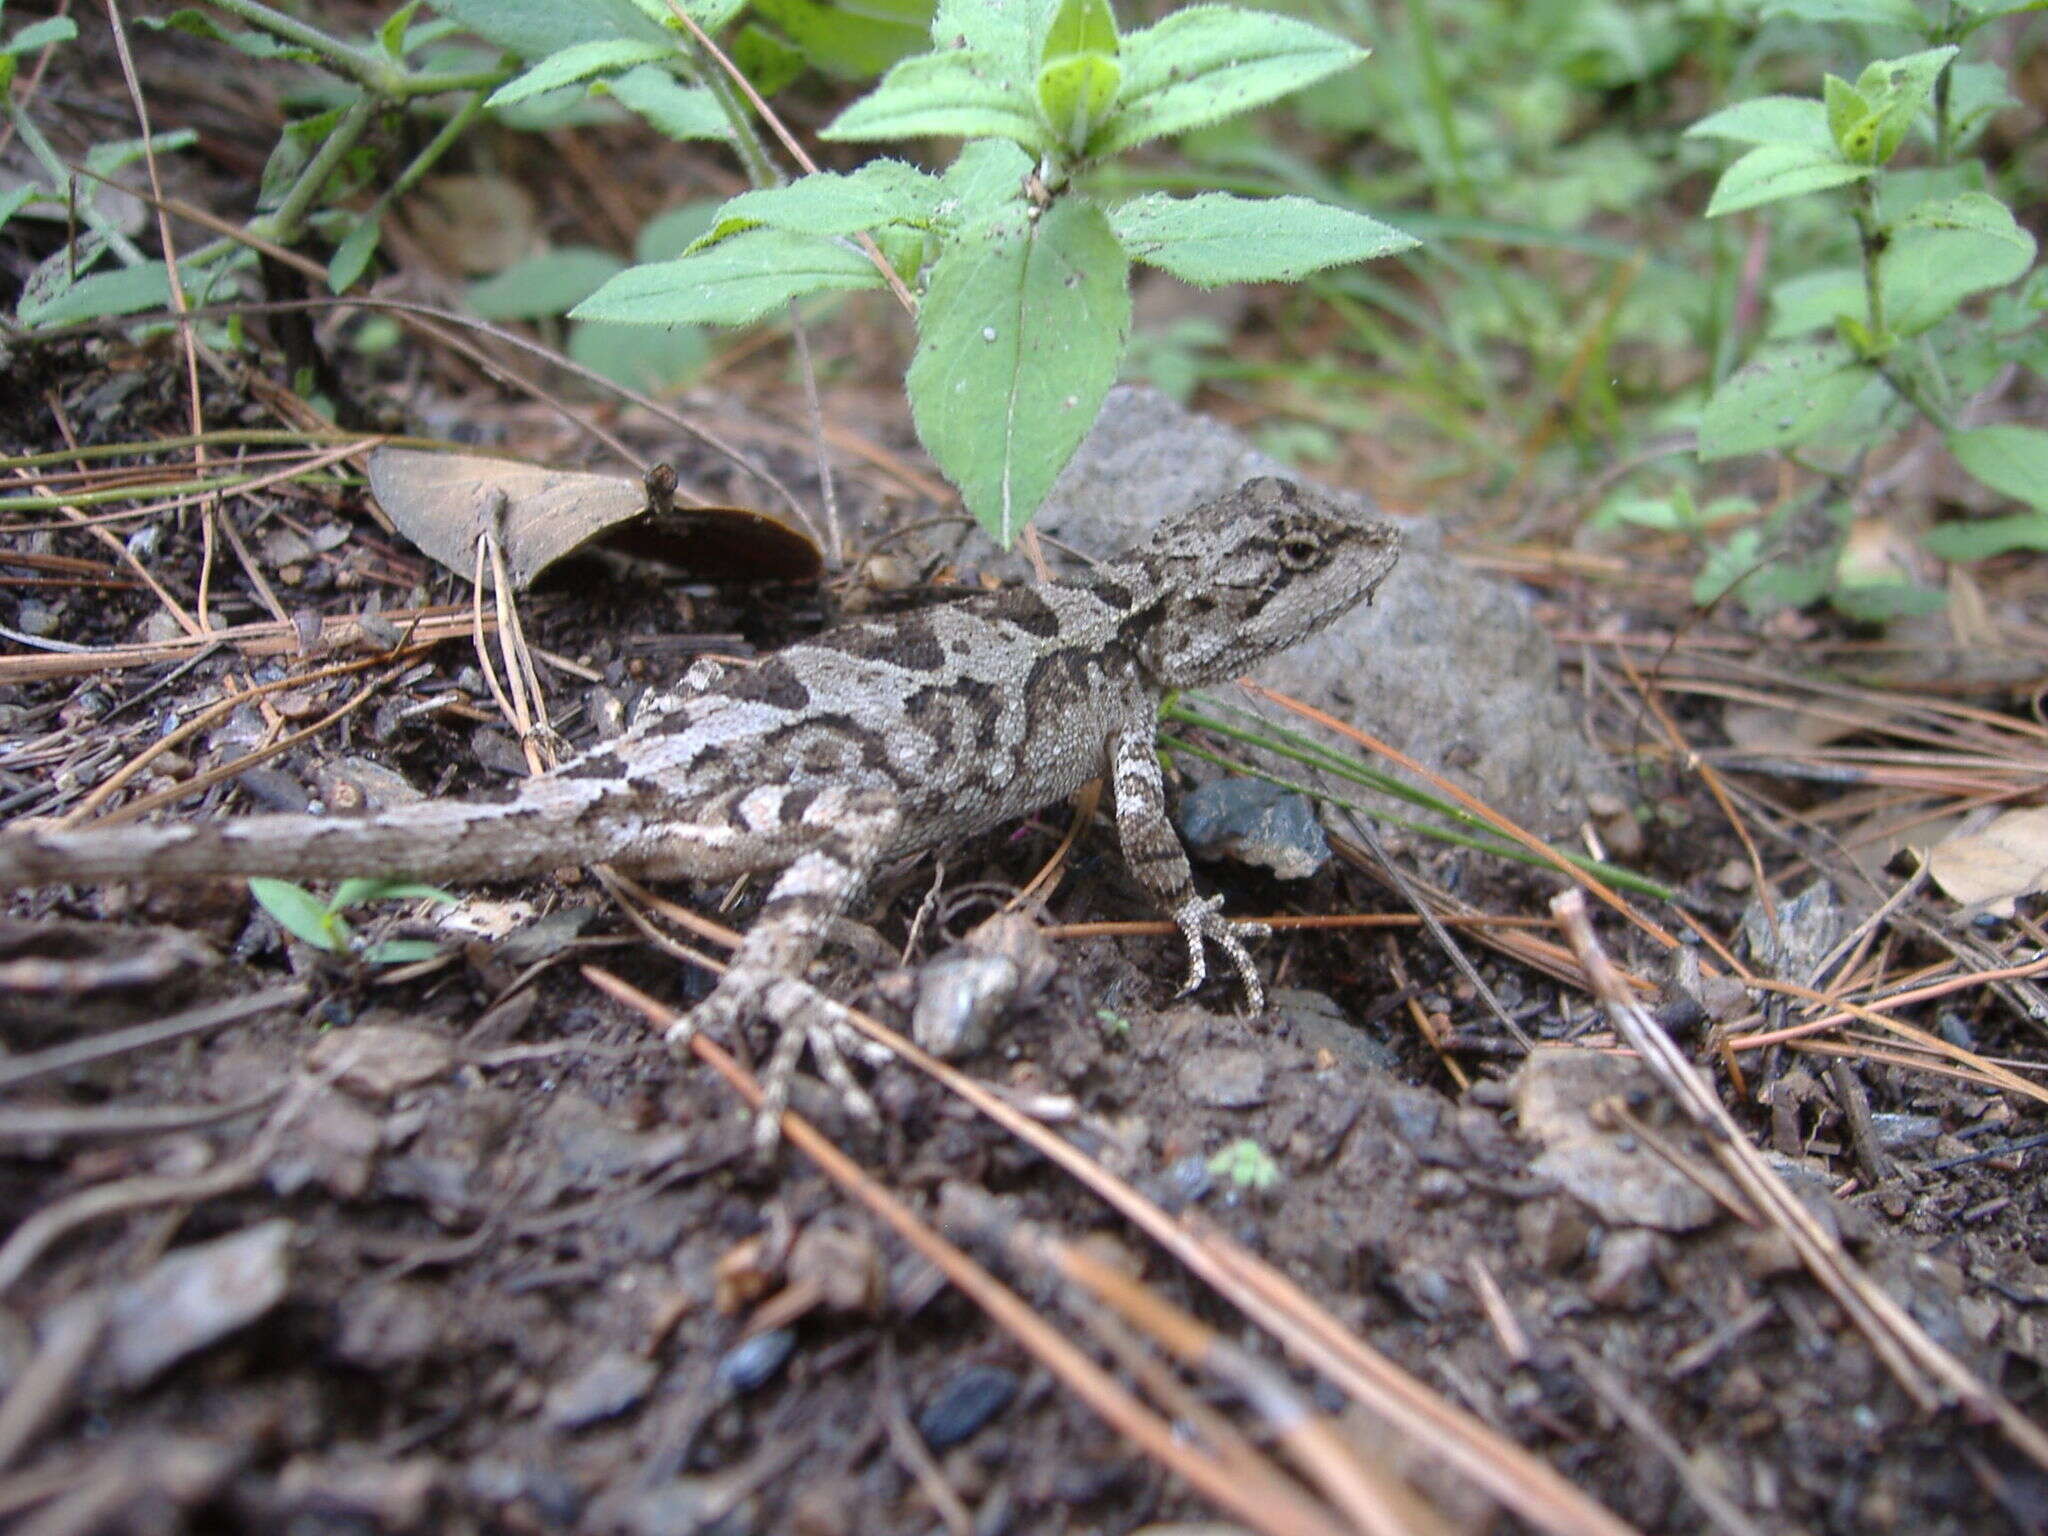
(1, 478, 1400, 1139)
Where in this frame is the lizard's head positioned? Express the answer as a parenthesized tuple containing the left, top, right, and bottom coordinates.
(1127, 477, 1401, 688)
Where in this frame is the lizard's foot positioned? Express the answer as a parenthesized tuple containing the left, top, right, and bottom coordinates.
(1171, 893, 1269, 1013)
(668, 970, 889, 1152)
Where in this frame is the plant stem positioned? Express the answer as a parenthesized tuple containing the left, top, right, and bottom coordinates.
(247, 94, 376, 247)
(201, 0, 391, 89)
(1853, 177, 1887, 346)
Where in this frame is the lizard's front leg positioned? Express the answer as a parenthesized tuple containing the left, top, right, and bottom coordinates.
(1107, 723, 1268, 1011)
(658, 784, 902, 1149)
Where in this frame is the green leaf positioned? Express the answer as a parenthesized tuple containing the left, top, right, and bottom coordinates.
(698, 160, 943, 246)
(84, 131, 198, 180)
(149, 7, 319, 59)
(1042, 0, 1117, 60)
(934, 0, 1059, 81)
(1037, 52, 1121, 152)
(467, 247, 626, 318)
(1830, 581, 1946, 621)
(428, 0, 670, 59)
(380, 1, 423, 59)
(1685, 95, 1829, 147)
(1880, 192, 2036, 336)
(1922, 513, 2048, 561)
(0, 184, 38, 235)
(748, 0, 927, 80)
(1767, 267, 1864, 337)
(332, 878, 458, 906)
(636, 200, 720, 260)
(327, 213, 384, 293)
(1947, 424, 2048, 512)
(5, 16, 77, 54)
(936, 137, 1036, 223)
(1704, 142, 1871, 217)
(605, 66, 730, 141)
(569, 318, 709, 389)
(1095, 7, 1367, 157)
(1698, 342, 1874, 459)
(822, 49, 1053, 152)
(1823, 74, 1871, 159)
(907, 198, 1130, 543)
(249, 878, 343, 952)
(18, 262, 173, 328)
(1944, 62, 2018, 149)
(1109, 192, 1416, 286)
(1759, 0, 1926, 22)
(571, 227, 885, 326)
(365, 938, 445, 965)
(1851, 48, 1958, 164)
(486, 38, 674, 107)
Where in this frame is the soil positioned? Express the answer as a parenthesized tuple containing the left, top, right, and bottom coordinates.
(4, 335, 2046, 1536)
(4, 22, 2048, 1531)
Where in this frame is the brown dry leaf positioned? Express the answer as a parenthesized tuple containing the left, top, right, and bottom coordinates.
(366, 448, 820, 590)
(1922, 807, 2048, 916)
(403, 174, 537, 274)
(1721, 700, 1859, 753)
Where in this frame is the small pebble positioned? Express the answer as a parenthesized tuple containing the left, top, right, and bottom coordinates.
(1179, 1047, 1268, 1108)
(716, 1327, 795, 1394)
(916, 1363, 1019, 1449)
(544, 1350, 657, 1429)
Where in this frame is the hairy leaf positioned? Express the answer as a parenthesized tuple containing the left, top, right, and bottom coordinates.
(1698, 343, 1874, 459)
(1096, 6, 1365, 157)
(1947, 424, 2048, 512)
(571, 228, 885, 326)
(908, 198, 1130, 543)
(1706, 143, 1871, 216)
(1110, 192, 1415, 286)
(823, 49, 1054, 152)
(698, 160, 943, 247)
(605, 66, 730, 142)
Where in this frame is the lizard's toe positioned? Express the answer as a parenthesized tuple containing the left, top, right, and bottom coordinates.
(1171, 894, 1267, 1012)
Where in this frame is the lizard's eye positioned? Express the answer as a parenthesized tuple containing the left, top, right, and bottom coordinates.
(1277, 534, 1323, 570)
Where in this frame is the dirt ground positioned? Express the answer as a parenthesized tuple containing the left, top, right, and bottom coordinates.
(3, 333, 2046, 1536)
(6, 12, 2048, 1526)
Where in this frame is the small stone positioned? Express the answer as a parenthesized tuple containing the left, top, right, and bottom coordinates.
(1516, 1196, 1591, 1273)
(912, 950, 1019, 1058)
(716, 1328, 795, 1394)
(98, 1220, 294, 1388)
(13, 600, 58, 637)
(916, 1363, 1019, 1449)
(306, 1023, 455, 1101)
(1586, 1229, 1666, 1310)
(545, 1349, 658, 1428)
(1714, 859, 1753, 892)
(1179, 1047, 1269, 1108)
(1176, 777, 1330, 880)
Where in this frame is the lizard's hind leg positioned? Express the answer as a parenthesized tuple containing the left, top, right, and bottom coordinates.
(660, 785, 902, 1149)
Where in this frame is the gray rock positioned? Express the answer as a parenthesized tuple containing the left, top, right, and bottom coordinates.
(1177, 777, 1330, 880)
(544, 1349, 657, 1428)
(1027, 387, 1622, 836)
(98, 1220, 293, 1388)
(1270, 986, 1401, 1075)
(1179, 1046, 1269, 1107)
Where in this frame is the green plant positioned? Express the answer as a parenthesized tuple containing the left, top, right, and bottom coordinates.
(1207, 1137, 1281, 1190)
(568, 0, 1417, 541)
(249, 876, 457, 965)
(1683, 3, 2046, 612)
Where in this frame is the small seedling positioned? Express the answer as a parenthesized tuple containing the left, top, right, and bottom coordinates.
(1207, 1137, 1281, 1192)
(1094, 1004, 1131, 1038)
(249, 876, 457, 966)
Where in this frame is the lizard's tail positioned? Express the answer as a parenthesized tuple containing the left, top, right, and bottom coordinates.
(0, 779, 634, 889)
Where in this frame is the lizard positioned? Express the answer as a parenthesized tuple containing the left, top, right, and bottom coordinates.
(0, 477, 1400, 1143)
